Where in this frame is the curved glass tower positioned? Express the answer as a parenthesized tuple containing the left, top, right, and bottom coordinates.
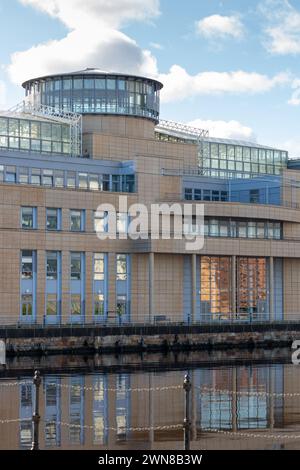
(22, 68, 163, 123)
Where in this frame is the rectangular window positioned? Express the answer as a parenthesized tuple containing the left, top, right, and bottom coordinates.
(94, 294, 104, 316)
(102, 174, 110, 191)
(116, 254, 128, 281)
(184, 188, 192, 200)
(116, 294, 127, 317)
(31, 168, 41, 185)
(70, 210, 84, 232)
(71, 294, 81, 315)
(78, 173, 88, 189)
(21, 207, 36, 229)
(42, 169, 53, 186)
(46, 294, 57, 316)
(94, 211, 107, 233)
(89, 174, 99, 191)
(248, 222, 257, 238)
(194, 189, 202, 201)
(19, 167, 29, 184)
(94, 253, 105, 280)
(46, 252, 58, 280)
(46, 208, 60, 231)
(212, 191, 220, 201)
(21, 250, 34, 279)
(257, 222, 265, 239)
(5, 165, 16, 183)
(117, 213, 128, 234)
(238, 221, 247, 238)
(203, 190, 211, 201)
(70, 252, 81, 280)
(21, 294, 33, 317)
(112, 175, 120, 192)
(66, 171, 76, 188)
(54, 170, 64, 187)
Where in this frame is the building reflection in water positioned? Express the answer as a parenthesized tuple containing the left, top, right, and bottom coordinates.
(5, 363, 300, 450)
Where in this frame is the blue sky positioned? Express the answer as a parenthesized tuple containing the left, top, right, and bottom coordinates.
(1, 0, 300, 156)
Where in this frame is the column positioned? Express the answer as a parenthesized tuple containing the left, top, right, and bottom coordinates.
(149, 252, 155, 324)
(191, 254, 197, 324)
(231, 256, 237, 319)
(231, 366, 238, 432)
(269, 257, 274, 321)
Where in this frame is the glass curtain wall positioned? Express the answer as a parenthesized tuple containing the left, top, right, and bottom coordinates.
(25, 75, 161, 121)
(0, 116, 71, 155)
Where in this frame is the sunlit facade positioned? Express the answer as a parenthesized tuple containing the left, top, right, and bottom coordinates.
(0, 67, 298, 326)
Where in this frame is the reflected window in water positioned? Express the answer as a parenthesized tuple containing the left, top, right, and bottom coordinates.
(19, 382, 33, 449)
(93, 375, 108, 445)
(69, 376, 85, 445)
(44, 377, 61, 448)
(116, 374, 130, 441)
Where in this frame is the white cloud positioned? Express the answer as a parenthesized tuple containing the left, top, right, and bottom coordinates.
(19, 0, 160, 29)
(8, 0, 159, 85)
(260, 0, 300, 55)
(9, 28, 158, 85)
(0, 81, 6, 109)
(150, 42, 164, 50)
(188, 119, 255, 141)
(275, 138, 300, 158)
(196, 14, 244, 39)
(159, 65, 290, 103)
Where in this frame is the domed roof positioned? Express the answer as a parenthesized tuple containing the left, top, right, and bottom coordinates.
(22, 68, 163, 89)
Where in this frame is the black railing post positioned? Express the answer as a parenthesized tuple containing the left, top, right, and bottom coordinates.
(31, 370, 41, 451)
(183, 373, 191, 451)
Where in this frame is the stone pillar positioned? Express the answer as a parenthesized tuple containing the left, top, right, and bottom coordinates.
(231, 256, 237, 319)
(269, 257, 274, 321)
(149, 252, 155, 324)
(149, 372, 154, 446)
(192, 254, 197, 324)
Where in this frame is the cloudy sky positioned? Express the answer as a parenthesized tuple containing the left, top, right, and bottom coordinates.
(1, 0, 300, 156)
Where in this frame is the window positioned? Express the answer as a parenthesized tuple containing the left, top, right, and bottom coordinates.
(184, 188, 192, 200)
(42, 169, 53, 186)
(46, 294, 57, 316)
(203, 190, 211, 201)
(94, 253, 105, 280)
(21, 207, 36, 229)
(71, 294, 81, 315)
(5, 165, 16, 183)
(31, 168, 41, 185)
(112, 175, 120, 192)
(248, 222, 257, 238)
(238, 222, 247, 238)
(21, 251, 34, 279)
(70, 252, 82, 280)
(117, 295, 127, 317)
(21, 294, 33, 316)
(70, 210, 84, 232)
(19, 167, 29, 184)
(94, 211, 108, 233)
(94, 294, 104, 316)
(54, 170, 64, 187)
(212, 191, 220, 201)
(78, 173, 88, 189)
(89, 174, 99, 191)
(66, 171, 76, 188)
(250, 189, 260, 203)
(46, 252, 58, 280)
(116, 254, 128, 280)
(46, 208, 60, 231)
(102, 174, 110, 191)
(117, 213, 128, 234)
(200, 257, 231, 320)
(194, 189, 202, 201)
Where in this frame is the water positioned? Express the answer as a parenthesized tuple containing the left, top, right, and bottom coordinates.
(0, 349, 300, 450)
